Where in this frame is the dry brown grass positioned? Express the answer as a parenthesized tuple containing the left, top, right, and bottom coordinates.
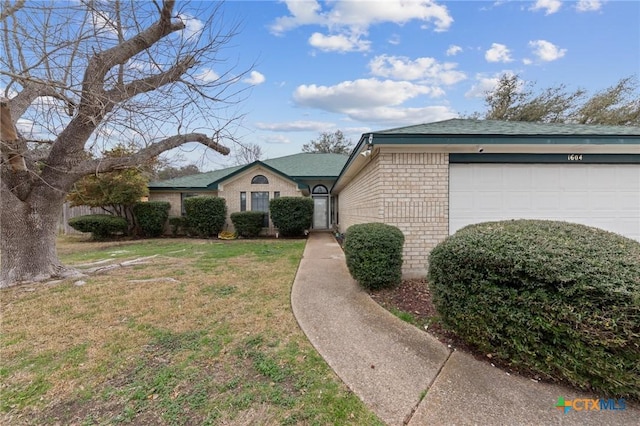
(1, 237, 382, 425)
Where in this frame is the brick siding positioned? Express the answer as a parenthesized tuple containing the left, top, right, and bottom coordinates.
(338, 150, 449, 277)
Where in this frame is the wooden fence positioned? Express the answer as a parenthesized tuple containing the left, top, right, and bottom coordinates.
(58, 203, 106, 235)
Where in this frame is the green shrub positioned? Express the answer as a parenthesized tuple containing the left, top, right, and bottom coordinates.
(344, 223, 404, 290)
(183, 196, 227, 237)
(168, 216, 187, 237)
(428, 219, 640, 400)
(269, 197, 313, 237)
(230, 211, 265, 238)
(133, 201, 170, 237)
(68, 214, 128, 240)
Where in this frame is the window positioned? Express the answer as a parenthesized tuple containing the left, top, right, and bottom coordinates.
(240, 192, 246, 211)
(251, 191, 269, 227)
(251, 175, 269, 184)
(274, 191, 280, 199)
(312, 185, 328, 194)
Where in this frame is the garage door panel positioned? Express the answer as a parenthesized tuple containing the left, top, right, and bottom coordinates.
(450, 164, 640, 241)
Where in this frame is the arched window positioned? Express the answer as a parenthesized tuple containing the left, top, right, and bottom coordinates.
(251, 175, 268, 184)
(312, 185, 328, 194)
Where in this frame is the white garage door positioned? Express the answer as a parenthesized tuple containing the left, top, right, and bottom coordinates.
(449, 163, 640, 241)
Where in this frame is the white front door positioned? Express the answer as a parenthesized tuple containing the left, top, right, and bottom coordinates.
(449, 163, 640, 241)
(313, 197, 328, 229)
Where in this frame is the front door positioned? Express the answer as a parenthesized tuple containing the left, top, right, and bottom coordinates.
(313, 197, 328, 229)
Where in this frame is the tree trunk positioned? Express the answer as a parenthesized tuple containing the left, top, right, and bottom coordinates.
(0, 190, 80, 288)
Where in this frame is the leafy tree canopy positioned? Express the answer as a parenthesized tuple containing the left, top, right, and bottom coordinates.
(302, 130, 353, 154)
(155, 164, 200, 180)
(68, 146, 149, 217)
(479, 74, 639, 125)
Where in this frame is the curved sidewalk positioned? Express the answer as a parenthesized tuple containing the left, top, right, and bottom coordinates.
(291, 232, 638, 426)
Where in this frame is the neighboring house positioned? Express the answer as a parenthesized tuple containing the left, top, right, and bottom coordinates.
(148, 153, 348, 234)
(150, 119, 640, 278)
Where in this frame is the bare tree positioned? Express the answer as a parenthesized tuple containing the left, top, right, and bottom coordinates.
(0, 0, 251, 287)
(232, 142, 263, 165)
(302, 130, 353, 154)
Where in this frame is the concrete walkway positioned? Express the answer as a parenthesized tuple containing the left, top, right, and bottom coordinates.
(291, 232, 638, 426)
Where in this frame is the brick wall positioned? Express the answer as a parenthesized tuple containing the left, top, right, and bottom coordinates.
(337, 154, 383, 231)
(337, 150, 449, 277)
(219, 166, 302, 234)
(149, 191, 193, 217)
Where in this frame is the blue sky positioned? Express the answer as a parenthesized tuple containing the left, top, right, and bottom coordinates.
(4, 1, 638, 171)
(181, 0, 638, 169)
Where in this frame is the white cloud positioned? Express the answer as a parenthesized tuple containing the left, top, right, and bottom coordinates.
(264, 134, 292, 144)
(345, 105, 458, 126)
(446, 45, 462, 56)
(271, 0, 452, 53)
(90, 10, 118, 37)
(291, 78, 456, 125)
(243, 71, 266, 85)
(271, 0, 453, 34)
(465, 76, 500, 98)
(485, 43, 513, 63)
(388, 34, 401, 45)
(309, 32, 370, 52)
(530, 0, 562, 15)
(179, 14, 204, 40)
(255, 121, 334, 132)
(465, 72, 521, 98)
(293, 78, 441, 112)
(194, 68, 219, 83)
(368, 55, 466, 85)
(529, 40, 566, 61)
(576, 0, 602, 12)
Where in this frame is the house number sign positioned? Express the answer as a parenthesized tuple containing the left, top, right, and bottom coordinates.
(567, 154, 584, 161)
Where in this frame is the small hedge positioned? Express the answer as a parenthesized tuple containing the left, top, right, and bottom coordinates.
(183, 196, 227, 238)
(270, 197, 313, 237)
(133, 201, 170, 237)
(344, 223, 404, 290)
(230, 211, 265, 238)
(168, 216, 187, 237)
(68, 214, 128, 240)
(428, 219, 640, 400)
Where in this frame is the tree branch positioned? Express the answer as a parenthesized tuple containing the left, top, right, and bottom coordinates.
(0, 0, 26, 21)
(105, 55, 196, 104)
(72, 132, 229, 175)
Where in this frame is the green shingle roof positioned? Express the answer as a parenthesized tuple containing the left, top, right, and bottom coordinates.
(262, 153, 348, 177)
(149, 153, 348, 189)
(376, 118, 640, 136)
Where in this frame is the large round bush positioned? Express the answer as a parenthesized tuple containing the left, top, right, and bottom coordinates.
(344, 223, 404, 290)
(269, 197, 313, 237)
(230, 211, 265, 238)
(68, 214, 128, 240)
(133, 201, 170, 237)
(183, 196, 227, 237)
(428, 219, 640, 399)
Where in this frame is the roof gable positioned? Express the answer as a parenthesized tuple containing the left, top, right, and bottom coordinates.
(149, 153, 348, 190)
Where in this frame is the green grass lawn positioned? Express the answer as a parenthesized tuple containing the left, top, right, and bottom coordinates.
(1, 236, 382, 425)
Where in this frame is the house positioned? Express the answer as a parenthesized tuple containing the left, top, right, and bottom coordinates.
(148, 153, 348, 234)
(333, 119, 640, 277)
(149, 119, 640, 277)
